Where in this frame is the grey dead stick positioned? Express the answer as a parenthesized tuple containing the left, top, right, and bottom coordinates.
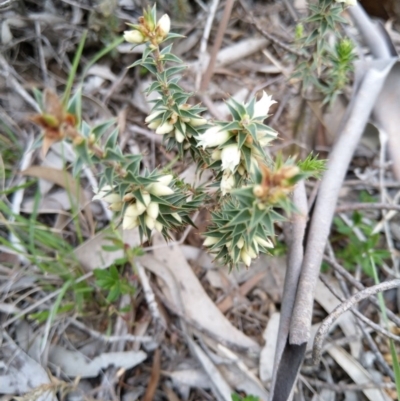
(269, 59, 398, 401)
(348, 5, 400, 182)
(312, 279, 400, 365)
(269, 181, 308, 401)
(289, 57, 396, 348)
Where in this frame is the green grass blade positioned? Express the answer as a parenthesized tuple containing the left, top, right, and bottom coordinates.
(370, 256, 400, 400)
(62, 30, 88, 107)
(390, 340, 400, 400)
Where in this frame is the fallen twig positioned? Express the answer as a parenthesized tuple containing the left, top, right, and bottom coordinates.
(323, 255, 400, 327)
(336, 202, 400, 213)
(312, 279, 400, 365)
(200, 0, 234, 91)
(319, 274, 400, 343)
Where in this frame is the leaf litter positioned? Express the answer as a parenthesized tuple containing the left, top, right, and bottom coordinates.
(1, 0, 400, 400)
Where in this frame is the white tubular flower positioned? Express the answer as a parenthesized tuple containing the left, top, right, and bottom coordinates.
(258, 134, 275, 147)
(145, 110, 165, 123)
(197, 126, 230, 149)
(203, 236, 219, 247)
(145, 215, 155, 230)
(237, 237, 244, 249)
(92, 185, 120, 204)
(253, 91, 277, 119)
(157, 14, 170, 37)
(171, 212, 182, 223)
(157, 175, 173, 185)
(155, 122, 174, 135)
(175, 129, 185, 143)
(240, 249, 252, 267)
(146, 202, 159, 219)
(255, 236, 274, 248)
(190, 117, 207, 127)
(124, 30, 146, 44)
(147, 182, 174, 196)
(155, 221, 163, 233)
(220, 172, 235, 195)
(221, 144, 241, 172)
(93, 186, 123, 211)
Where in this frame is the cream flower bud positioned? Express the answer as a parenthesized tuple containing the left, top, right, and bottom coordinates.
(109, 202, 123, 212)
(156, 122, 174, 135)
(157, 175, 173, 185)
(141, 192, 151, 207)
(220, 172, 235, 195)
(125, 203, 140, 218)
(221, 144, 241, 172)
(171, 212, 182, 223)
(136, 200, 147, 215)
(145, 215, 155, 230)
(155, 221, 163, 233)
(211, 149, 221, 161)
(240, 249, 252, 267)
(124, 30, 146, 44)
(253, 91, 277, 119)
(123, 204, 140, 229)
(146, 202, 159, 219)
(147, 182, 174, 196)
(237, 165, 245, 175)
(203, 236, 219, 247)
(246, 247, 257, 259)
(237, 237, 244, 249)
(253, 239, 259, 254)
(123, 216, 139, 230)
(197, 126, 230, 149)
(255, 236, 274, 248)
(253, 185, 264, 197)
(175, 129, 185, 143)
(148, 119, 162, 130)
(123, 193, 135, 202)
(190, 117, 207, 127)
(157, 14, 170, 37)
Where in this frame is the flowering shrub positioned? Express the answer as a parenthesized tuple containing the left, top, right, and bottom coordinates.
(31, 5, 330, 269)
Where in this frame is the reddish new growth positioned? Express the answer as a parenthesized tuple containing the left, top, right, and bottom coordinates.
(253, 164, 300, 204)
(31, 89, 76, 157)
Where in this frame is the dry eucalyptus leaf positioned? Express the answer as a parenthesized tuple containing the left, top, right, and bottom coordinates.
(0, 338, 56, 401)
(140, 236, 260, 352)
(48, 345, 147, 378)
